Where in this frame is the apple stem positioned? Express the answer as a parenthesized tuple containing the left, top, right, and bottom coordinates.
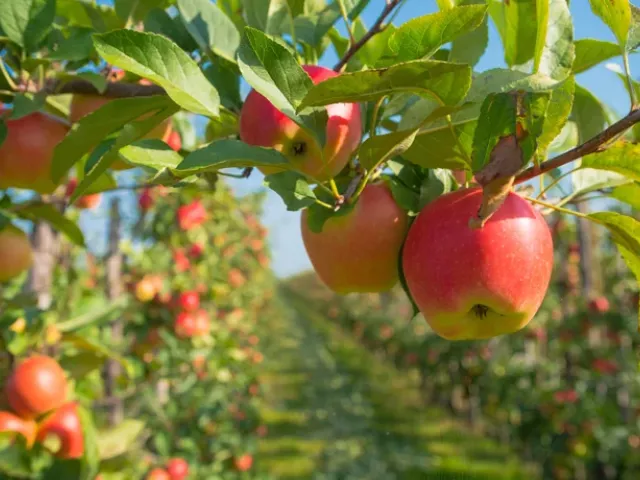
(314, 199, 334, 210)
(329, 179, 341, 199)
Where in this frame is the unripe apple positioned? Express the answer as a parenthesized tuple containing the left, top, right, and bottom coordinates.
(146, 468, 171, 480)
(0, 225, 33, 283)
(166, 458, 189, 480)
(239, 65, 361, 181)
(0, 411, 37, 448)
(301, 182, 408, 294)
(0, 111, 69, 193)
(6, 355, 68, 419)
(36, 402, 84, 459)
(402, 187, 553, 340)
(65, 178, 101, 210)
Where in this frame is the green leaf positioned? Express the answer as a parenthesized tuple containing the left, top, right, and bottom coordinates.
(403, 120, 475, 170)
(93, 29, 220, 117)
(626, 4, 640, 51)
(177, 0, 241, 63)
(358, 129, 419, 171)
(49, 28, 95, 61)
(242, 0, 290, 34)
(588, 211, 640, 324)
(580, 142, 640, 181)
(292, 0, 370, 47)
(57, 297, 127, 333)
(72, 105, 179, 202)
(59, 352, 105, 381)
(571, 168, 629, 197)
(378, 5, 487, 65)
(0, 0, 55, 52)
(537, 76, 575, 155)
(205, 109, 239, 141)
(465, 68, 560, 102)
(237, 27, 327, 145)
(144, 8, 199, 52)
(299, 60, 472, 109)
(571, 84, 608, 144)
(471, 93, 517, 172)
(51, 95, 175, 182)
(353, 20, 396, 68)
(9, 93, 45, 120)
(12, 203, 85, 247)
(534, 0, 574, 81)
(449, 0, 489, 67)
(63, 333, 134, 377)
(204, 59, 242, 111)
(97, 420, 146, 460)
(56, 72, 108, 94)
(488, 0, 538, 66)
(418, 168, 454, 210)
(264, 171, 317, 211)
(589, 0, 631, 48)
(117, 139, 183, 171)
(56, 0, 122, 32)
(175, 139, 290, 175)
(519, 91, 552, 162)
(611, 182, 640, 209)
(78, 405, 100, 480)
(573, 39, 621, 73)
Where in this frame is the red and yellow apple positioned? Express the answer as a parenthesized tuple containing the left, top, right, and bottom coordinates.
(234, 454, 253, 472)
(239, 65, 361, 181)
(301, 182, 408, 294)
(145, 468, 171, 480)
(36, 402, 84, 459)
(0, 411, 37, 448)
(6, 355, 68, 419)
(402, 187, 553, 340)
(0, 225, 33, 283)
(0, 111, 69, 193)
(65, 178, 102, 210)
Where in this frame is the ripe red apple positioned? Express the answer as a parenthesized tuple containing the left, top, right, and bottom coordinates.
(146, 468, 171, 480)
(553, 389, 578, 404)
(402, 187, 553, 340)
(239, 65, 361, 181)
(192, 309, 210, 336)
(588, 296, 609, 314)
(178, 291, 200, 312)
(173, 249, 191, 272)
(0, 225, 33, 283)
(0, 411, 37, 448)
(6, 355, 68, 419)
(177, 200, 207, 231)
(234, 454, 253, 472)
(36, 402, 84, 459)
(188, 243, 204, 258)
(139, 188, 154, 211)
(174, 312, 196, 338)
(0, 111, 69, 193)
(65, 178, 101, 210)
(166, 130, 182, 152)
(166, 458, 189, 480)
(301, 182, 408, 294)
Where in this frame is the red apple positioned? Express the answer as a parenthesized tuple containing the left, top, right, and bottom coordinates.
(65, 178, 102, 210)
(174, 312, 197, 339)
(192, 309, 210, 336)
(0, 111, 69, 193)
(0, 411, 37, 448)
(228, 269, 246, 288)
(177, 200, 207, 231)
(166, 458, 189, 480)
(188, 243, 204, 258)
(146, 468, 171, 480)
(178, 291, 200, 312)
(139, 188, 154, 211)
(553, 389, 578, 404)
(173, 249, 190, 272)
(402, 187, 553, 340)
(588, 296, 609, 314)
(6, 355, 68, 419)
(166, 130, 182, 152)
(301, 182, 408, 294)
(239, 65, 361, 181)
(36, 402, 84, 459)
(0, 225, 33, 283)
(234, 454, 253, 472)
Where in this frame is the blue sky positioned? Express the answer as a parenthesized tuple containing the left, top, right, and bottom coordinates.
(82, 1, 639, 278)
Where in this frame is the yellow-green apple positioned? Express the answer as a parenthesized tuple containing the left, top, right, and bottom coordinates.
(36, 402, 83, 459)
(0, 111, 69, 193)
(0, 225, 33, 283)
(0, 411, 37, 448)
(402, 187, 553, 340)
(239, 65, 361, 181)
(301, 182, 408, 294)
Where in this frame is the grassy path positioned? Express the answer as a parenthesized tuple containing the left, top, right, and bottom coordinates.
(256, 292, 536, 480)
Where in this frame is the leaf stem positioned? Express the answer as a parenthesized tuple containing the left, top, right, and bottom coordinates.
(536, 166, 580, 199)
(314, 198, 334, 210)
(0, 57, 16, 91)
(525, 196, 588, 219)
(623, 52, 637, 108)
(369, 96, 386, 138)
(337, 0, 356, 46)
(329, 178, 341, 198)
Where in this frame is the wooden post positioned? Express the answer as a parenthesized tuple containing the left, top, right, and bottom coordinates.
(102, 198, 124, 426)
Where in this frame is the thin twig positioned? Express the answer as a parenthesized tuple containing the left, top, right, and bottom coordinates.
(514, 108, 640, 185)
(43, 79, 165, 98)
(337, 0, 356, 45)
(333, 0, 402, 71)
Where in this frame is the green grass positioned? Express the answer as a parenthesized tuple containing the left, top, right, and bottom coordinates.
(256, 292, 539, 480)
